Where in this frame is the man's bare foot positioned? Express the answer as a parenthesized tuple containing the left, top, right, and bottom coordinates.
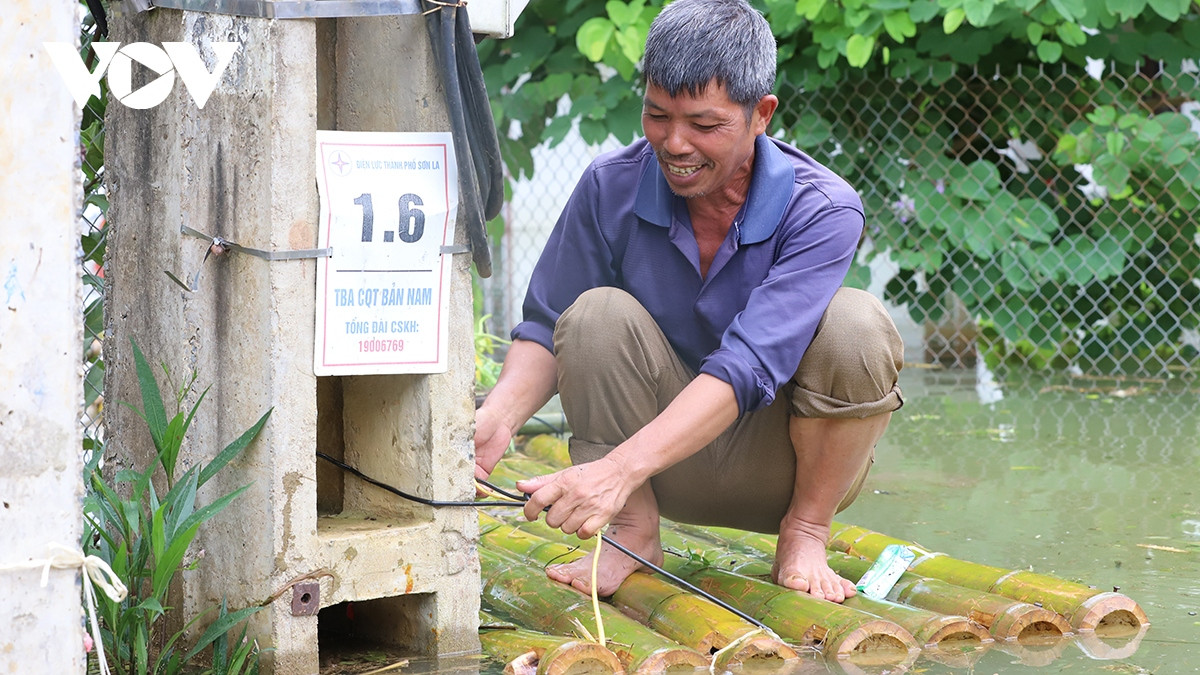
(545, 483, 663, 596)
(774, 522, 856, 603)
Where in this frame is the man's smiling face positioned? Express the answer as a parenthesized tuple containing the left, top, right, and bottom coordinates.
(641, 81, 775, 200)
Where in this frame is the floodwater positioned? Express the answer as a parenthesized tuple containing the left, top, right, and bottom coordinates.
(836, 364, 1200, 674)
(389, 365, 1200, 675)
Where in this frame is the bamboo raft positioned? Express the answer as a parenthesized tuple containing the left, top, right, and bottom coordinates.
(476, 436, 1150, 672)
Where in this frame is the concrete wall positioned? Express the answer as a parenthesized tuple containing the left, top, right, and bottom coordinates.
(105, 9, 479, 673)
(0, 0, 86, 672)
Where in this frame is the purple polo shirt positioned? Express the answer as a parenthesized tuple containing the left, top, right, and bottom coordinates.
(513, 135, 865, 414)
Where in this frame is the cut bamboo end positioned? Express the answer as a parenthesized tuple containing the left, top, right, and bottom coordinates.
(538, 641, 626, 675)
(824, 618, 919, 660)
(1069, 591, 1150, 633)
(709, 635, 801, 672)
(504, 650, 539, 675)
(913, 614, 993, 647)
(989, 605, 1072, 642)
(629, 646, 710, 674)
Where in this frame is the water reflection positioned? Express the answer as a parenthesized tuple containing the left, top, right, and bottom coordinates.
(326, 365, 1198, 675)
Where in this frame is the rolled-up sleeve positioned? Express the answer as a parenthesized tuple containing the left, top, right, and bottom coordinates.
(699, 204, 864, 414)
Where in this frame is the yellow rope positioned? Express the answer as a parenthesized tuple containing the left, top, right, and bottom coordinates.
(590, 533, 606, 646)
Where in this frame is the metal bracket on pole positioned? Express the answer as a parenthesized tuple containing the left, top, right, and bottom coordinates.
(148, 0, 423, 18)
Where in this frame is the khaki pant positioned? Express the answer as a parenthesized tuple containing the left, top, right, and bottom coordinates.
(553, 287, 904, 534)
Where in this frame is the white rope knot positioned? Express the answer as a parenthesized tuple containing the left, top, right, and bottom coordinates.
(39, 544, 129, 602)
(1, 544, 129, 675)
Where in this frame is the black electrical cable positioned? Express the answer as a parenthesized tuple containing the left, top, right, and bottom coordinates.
(316, 451, 520, 508)
(598, 533, 770, 630)
(425, 1, 504, 278)
(318, 450, 774, 632)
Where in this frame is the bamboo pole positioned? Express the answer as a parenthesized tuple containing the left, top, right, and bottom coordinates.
(828, 522, 1149, 632)
(480, 612, 626, 675)
(657, 525, 993, 649)
(497, 516, 922, 662)
(674, 521, 1074, 642)
(480, 514, 800, 669)
(479, 547, 708, 673)
(655, 555, 919, 661)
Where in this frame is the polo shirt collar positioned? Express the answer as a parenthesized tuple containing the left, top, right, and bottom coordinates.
(633, 135, 794, 245)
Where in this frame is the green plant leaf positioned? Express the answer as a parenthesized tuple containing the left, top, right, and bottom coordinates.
(962, 0, 995, 26)
(575, 17, 614, 62)
(1147, 0, 1186, 20)
(949, 159, 1001, 200)
(1087, 105, 1116, 126)
(1106, 0, 1148, 21)
(943, 8, 966, 33)
(883, 12, 918, 41)
(1036, 39, 1063, 63)
(129, 339, 168, 456)
(153, 485, 249, 595)
(1049, 0, 1085, 21)
(1055, 22, 1088, 47)
(199, 408, 273, 487)
(846, 33, 876, 67)
(183, 603, 265, 663)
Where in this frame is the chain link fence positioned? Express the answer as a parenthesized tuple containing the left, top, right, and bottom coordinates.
(79, 6, 107, 459)
(484, 63, 1200, 378)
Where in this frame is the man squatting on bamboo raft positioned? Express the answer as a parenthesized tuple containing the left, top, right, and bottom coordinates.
(473, 0, 905, 603)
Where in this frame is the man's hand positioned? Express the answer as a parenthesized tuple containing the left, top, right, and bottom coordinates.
(516, 456, 634, 539)
(474, 405, 513, 480)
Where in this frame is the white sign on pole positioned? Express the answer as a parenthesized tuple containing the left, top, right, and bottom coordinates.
(314, 130, 459, 375)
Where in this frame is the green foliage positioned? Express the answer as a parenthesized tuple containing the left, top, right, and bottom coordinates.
(475, 314, 511, 390)
(84, 339, 271, 674)
(484, 0, 1200, 373)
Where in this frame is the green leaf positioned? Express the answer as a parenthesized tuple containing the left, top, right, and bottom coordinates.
(183, 604, 264, 663)
(962, 0, 995, 26)
(1163, 145, 1190, 166)
(1026, 23, 1044, 44)
(949, 160, 1002, 201)
(575, 17, 614, 62)
(883, 12, 918, 41)
(1049, 0, 1086, 21)
(1106, 0, 1147, 21)
(1147, 0, 1186, 20)
(846, 33, 876, 67)
(1094, 154, 1131, 194)
(943, 8, 966, 33)
(1055, 22, 1088, 47)
(129, 339, 168, 457)
(1087, 105, 1116, 126)
(1105, 131, 1127, 156)
(1036, 39, 1063, 63)
(153, 485, 250, 595)
(199, 408, 272, 487)
(1087, 234, 1128, 281)
(1001, 245, 1039, 291)
(908, 0, 941, 21)
(1012, 199, 1060, 242)
(797, 0, 828, 20)
(605, 0, 641, 27)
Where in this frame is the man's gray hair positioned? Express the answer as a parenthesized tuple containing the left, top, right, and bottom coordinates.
(642, 0, 776, 113)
